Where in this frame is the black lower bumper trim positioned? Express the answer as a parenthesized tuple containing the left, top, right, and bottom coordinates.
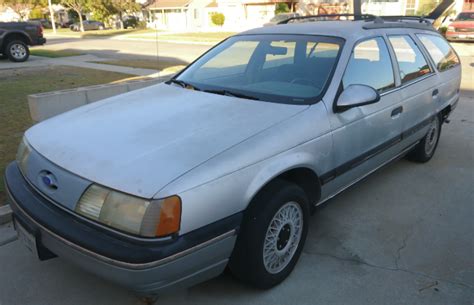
(5, 162, 241, 265)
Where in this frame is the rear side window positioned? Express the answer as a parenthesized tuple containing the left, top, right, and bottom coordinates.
(388, 35, 432, 84)
(342, 37, 395, 92)
(417, 34, 460, 72)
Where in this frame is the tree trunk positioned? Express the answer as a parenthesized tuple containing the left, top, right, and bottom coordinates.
(78, 10, 85, 32)
(48, 0, 57, 34)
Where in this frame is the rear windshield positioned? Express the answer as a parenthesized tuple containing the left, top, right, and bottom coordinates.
(455, 12, 474, 21)
(175, 34, 344, 104)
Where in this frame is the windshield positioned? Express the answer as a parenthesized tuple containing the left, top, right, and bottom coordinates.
(455, 12, 474, 21)
(175, 34, 343, 104)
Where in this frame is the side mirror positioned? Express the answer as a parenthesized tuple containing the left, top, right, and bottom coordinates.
(336, 84, 380, 112)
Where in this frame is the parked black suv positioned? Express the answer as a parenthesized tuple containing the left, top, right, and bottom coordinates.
(0, 22, 46, 62)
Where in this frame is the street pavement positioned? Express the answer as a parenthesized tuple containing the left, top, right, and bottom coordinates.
(0, 42, 472, 305)
(34, 36, 211, 64)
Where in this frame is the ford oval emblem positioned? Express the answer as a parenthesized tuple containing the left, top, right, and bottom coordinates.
(40, 171, 58, 190)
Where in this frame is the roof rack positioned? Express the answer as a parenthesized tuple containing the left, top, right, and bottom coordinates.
(362, 15, 436, 31)
(277, 14, 378, 25)
(277, 13, 436, 32)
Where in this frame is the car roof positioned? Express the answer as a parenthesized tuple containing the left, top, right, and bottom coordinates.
(239, 20, 436, 41)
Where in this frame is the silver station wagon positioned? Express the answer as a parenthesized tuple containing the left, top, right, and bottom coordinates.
(5, 14, 461, 295)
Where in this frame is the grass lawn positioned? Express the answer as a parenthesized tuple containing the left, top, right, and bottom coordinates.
(0, 65, 132, 205)
(92, 59, 187, 74)
(30, 49, 84, 58)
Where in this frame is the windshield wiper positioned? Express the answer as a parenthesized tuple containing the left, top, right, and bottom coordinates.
(167, 79, 200, 91)
(204, 89, 260, 101)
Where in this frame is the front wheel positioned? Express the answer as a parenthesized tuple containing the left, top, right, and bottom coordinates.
(229, 179, 309, 289)
(6, 40, 30, 62)
(407, 114, 442, 163)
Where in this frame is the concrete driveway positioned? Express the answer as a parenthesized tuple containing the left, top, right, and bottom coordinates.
(0, 44, 472, 305)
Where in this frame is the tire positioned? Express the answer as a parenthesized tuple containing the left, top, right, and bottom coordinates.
(229, 179, 310, 289)
(6, 40, 30, 62)
(407, 114, 442, 163)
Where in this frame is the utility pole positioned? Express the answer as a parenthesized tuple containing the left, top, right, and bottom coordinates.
(48, 0, 57, 34)
(353, 0, 362, 16)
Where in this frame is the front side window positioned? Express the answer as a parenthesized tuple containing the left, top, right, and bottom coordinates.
(388, 35, 432, 84)
(342, 37, 395, 92)
(176, 35, 343, 104)
(417, 34, 460, 72)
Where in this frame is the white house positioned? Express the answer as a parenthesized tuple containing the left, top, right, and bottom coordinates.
(0, 6, 22, 22)
(145, 0, 297, 31)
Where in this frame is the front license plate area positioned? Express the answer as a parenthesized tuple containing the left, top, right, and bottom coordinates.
(14, 220, 39, 259)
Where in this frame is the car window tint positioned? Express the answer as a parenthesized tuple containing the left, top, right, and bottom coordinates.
(388, 35, 431, 84)
(342, 37, 395, 92)
(417, 34, 460, 71)
(177, 35, 343, 104)
(193, 40, 259, 80)
(262, 40, 296, 69)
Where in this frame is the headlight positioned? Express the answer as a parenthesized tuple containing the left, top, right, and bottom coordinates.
(76, 184, 181, 238)
(16, 137, 31, 175)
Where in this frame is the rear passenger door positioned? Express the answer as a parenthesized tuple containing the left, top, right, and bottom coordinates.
(416, 34, 461, 114)
(387, 34, 437, 145)
(323, 37, 403, 193)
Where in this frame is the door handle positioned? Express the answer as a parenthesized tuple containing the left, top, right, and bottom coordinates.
(432, 89, 439, 98)
(391, 106, 403, 118)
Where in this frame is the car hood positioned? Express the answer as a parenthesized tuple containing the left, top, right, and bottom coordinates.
(26, 83, 307, 198)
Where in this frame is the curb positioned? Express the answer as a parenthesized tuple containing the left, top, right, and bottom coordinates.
(0, 204, 13, 225)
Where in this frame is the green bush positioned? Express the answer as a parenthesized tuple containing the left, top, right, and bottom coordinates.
(211, 13, 225, 27)
(137, 20, 147, 29)
(275, 3, 290, 15)
(29, 8, 44, 19)
(438, 26, 448, 37)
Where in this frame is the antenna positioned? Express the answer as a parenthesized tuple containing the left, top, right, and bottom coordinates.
(155, 24, 159, 75)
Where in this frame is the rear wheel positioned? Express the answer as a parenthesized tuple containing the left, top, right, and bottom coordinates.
(407, 114, 442, 163)
(6, 40, 30, 62)
(229, 179, 309, 289)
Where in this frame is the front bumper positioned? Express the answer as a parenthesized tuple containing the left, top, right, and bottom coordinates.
(5, 162, 240, 295)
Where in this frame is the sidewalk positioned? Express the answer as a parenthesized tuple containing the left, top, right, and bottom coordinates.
(0, 54, 163, 77)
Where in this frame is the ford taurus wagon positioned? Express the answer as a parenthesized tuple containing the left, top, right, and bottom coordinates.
(5, 15, 461, 295)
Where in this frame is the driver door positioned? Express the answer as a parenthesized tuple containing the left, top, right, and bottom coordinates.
(323, 36, 404, 195)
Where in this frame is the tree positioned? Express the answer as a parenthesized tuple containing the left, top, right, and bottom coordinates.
(3, 0, 38, 20)
(88, 0, 117, 26)
(211, 12, 225, 27)
(275, 3, 290, 15)
(61, 0, 88, 32)
(88, 0, 139, 29)
(111, 0, 140, 29)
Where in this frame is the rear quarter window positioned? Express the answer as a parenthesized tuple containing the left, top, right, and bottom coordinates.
(416, 34, 460, 72)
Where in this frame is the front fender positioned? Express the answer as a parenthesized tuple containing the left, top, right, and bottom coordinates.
(172, 131, 333, 235)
